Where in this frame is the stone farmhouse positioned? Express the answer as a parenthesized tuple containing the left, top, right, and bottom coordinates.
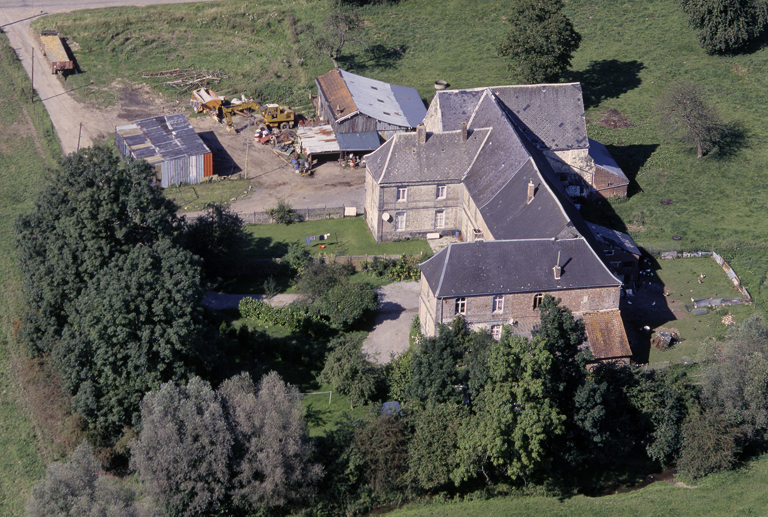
(363, 83, 634, 364)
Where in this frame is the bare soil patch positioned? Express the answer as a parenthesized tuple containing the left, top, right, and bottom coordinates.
(590, 108, 634, 129)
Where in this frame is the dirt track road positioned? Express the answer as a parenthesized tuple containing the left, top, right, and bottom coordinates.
(0, 0, 220, 155)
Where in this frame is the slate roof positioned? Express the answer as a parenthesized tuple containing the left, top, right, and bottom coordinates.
(420, 238, 621, 299)
(586, 222, 641, 256)
(316, 69, 426, 128)
(427, 83, 588, 151)
(588, 138, 630, 186)
(583, 310, 633, 360)
(367, 128, 489, 185)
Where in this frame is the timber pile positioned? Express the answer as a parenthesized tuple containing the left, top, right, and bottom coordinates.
(161, 69, 229, 91)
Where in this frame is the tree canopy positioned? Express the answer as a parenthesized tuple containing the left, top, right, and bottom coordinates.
(658, 81, 725, 158)
(681, 0, 768, 54)
(496, 0, 581, 83)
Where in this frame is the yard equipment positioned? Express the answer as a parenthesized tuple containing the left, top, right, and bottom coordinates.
(190, 87, 225, 118)
(39, 30, 73, 74)
(218, 97, 295, 132)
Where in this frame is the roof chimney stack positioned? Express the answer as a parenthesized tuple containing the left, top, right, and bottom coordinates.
(553, 250, 562, 280)
(417, 123, 426, 145)
(461, 122, 468, 141)
(527, 180, 535, 204)
(336, 104, 343, 116)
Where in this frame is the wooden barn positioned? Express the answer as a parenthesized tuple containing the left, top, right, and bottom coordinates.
(115, 114, 212, 188)
(314, 69, 426, 140)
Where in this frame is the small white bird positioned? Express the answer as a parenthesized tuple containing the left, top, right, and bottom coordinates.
(652, 301, 656, 306)
(628, 301, 632, 304)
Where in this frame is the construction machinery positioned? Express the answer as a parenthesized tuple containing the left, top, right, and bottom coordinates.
(190, 87, 225, 117)
(219, 98, 295, 132)
(40, 30, 73, 74)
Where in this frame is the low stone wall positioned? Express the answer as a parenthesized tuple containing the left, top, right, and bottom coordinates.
(659, 249, 751, 302)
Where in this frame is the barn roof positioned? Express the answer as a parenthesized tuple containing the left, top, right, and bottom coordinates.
(583, 310, 633, 360)
(116, 114, 209, 163)
(316, 69, 426, 128)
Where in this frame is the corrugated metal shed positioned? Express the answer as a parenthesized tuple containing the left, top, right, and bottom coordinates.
(298, 126, 381, 155)
(115, 114, 212, 188)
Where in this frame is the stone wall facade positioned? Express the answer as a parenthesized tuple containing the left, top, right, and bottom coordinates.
(420, 284, 621, 337)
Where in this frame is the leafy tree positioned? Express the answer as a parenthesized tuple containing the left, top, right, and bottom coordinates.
(130, 377, 232, 517)
(282, 242, 312, 276)
(218, 371, 322, 509)
(659, 81, 725, 158)
(386, 347, 413, 401)
(56, 240, 205, 436)
(409, 325, 465, 405)
(14, 146, 180, 355)
(294, 260, 349, 300)
(353, 414, 408, 495)
(27, 441, 161, 517)
(320, 334, 383, 407)
(306, 9, 366, 69)
(681, 0, 768, 54)
(267, 198, 301, 224)
(407, 403, 466, 490)
(181, 203, 245, 279)
(311, 282, 379, 329)
(453, 333, 565, 484)
(131, 373, 320, 516)
(496, 0, 581, 83)
(677, 409, 740, 479)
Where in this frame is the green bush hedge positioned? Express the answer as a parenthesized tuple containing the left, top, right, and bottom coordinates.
(239, 298, 321, 332)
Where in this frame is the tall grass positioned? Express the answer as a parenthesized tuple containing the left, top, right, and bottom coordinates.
(0, 29, 63, 516)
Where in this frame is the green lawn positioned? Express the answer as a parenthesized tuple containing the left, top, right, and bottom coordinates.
(165, 177, 251, 212)
(388, 452, 768, 516)
(0, 29, 61, 516)
(242, 217, 431, 259)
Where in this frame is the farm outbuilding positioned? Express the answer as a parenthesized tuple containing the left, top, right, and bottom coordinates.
(115, 114, 212, 188)
(314, 69, 426, 137)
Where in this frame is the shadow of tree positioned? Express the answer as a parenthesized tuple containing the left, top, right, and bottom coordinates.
(337, 44, 407, 72)
(567, 60, 646, 109)
(711, 121, 750, 160)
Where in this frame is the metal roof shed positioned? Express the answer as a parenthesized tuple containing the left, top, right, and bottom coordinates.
(297, 125, 381, 155)
(115, 114, 212, 188)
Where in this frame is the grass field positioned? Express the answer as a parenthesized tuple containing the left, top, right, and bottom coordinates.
(165, 177, 251, 212)
(0, 29, 62, 516)
(242, 217, 432, 259)
(388, 452, 768, 516)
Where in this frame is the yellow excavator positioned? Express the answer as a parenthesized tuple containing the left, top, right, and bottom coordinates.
(219, 99, 295, 133)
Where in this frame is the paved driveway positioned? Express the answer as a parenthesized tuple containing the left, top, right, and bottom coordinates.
(363, 281, 421, 365)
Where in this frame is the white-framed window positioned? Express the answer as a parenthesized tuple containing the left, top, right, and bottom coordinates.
(436, 185, 447, 199)
(533, 293, 544, 310)
(435, 210, 445, 229)
(492, 295, 504, 313)
(394, 211, 406, 231)
(491, 324, 502, 340)
(396, 187, 407, 202)
(455, 297, 467, 315)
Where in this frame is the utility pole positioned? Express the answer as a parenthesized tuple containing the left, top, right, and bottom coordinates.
(77, 122, 82, 151)
(31, 49, 34, 103)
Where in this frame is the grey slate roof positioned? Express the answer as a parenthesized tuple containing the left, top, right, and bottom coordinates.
(428, 83, 588, 152)
(588, 138, 629, 185)
(368, 128, 489, 185)
(117, 114, 210, 163)
(420, 238, 621, 298)
(586, 222, 641, 256)
(339, 69, 426, 128)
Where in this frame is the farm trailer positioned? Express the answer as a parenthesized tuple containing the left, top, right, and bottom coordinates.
(40, 30, 73, 74)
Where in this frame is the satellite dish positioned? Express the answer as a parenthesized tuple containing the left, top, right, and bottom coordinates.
(382, 212, 391, 222)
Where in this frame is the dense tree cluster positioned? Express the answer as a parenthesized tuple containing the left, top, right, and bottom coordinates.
(130, 372, 321, 516)
(496, 0, 581, 83)
(14, 147, 245, 438)
(681, 0, 768, 54)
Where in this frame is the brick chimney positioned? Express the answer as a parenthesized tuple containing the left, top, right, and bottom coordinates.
(553, 250, 562, 280)
(336, 104, 343, 117)
(461, 122, 468, 141)
(417, 123, 426, 145)
(527, 180, 535, 204)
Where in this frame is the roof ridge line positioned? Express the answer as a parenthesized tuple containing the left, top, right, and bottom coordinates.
(462, 125, 493, 182)
(435, 244, 451, 297)
(378, 135, 397, 183)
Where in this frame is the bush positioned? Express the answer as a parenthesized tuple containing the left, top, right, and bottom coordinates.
(294, 261, 351, 300)
(319, 334, 383, 408)
(311, 282, 379, 330)
(268, 199, 302, 225)
(239, 297, 320, 332)
(283, 242, 312, 275)
(367, 255, 422, 281)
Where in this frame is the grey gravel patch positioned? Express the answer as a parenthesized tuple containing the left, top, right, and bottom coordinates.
(363, 281, 421, 365)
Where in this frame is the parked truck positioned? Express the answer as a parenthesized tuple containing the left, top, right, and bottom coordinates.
(40, 30, 74, 74)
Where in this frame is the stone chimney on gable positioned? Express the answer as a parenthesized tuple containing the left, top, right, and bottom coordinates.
(461, 122, 468, 141)
(553, 250, 562, 280)
(417, 123, 426, 145)
(527, 180, 535, 204)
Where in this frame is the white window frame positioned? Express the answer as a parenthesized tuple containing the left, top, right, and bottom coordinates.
(491, 324, 502, 340)
(455, 297, 467, 315)
(436, 184, 447, 199)
(396, 187, 407, 202)
(435, 210, 445, 229)
(394, 211, 406, 231)
(492, 295, 504, 313)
